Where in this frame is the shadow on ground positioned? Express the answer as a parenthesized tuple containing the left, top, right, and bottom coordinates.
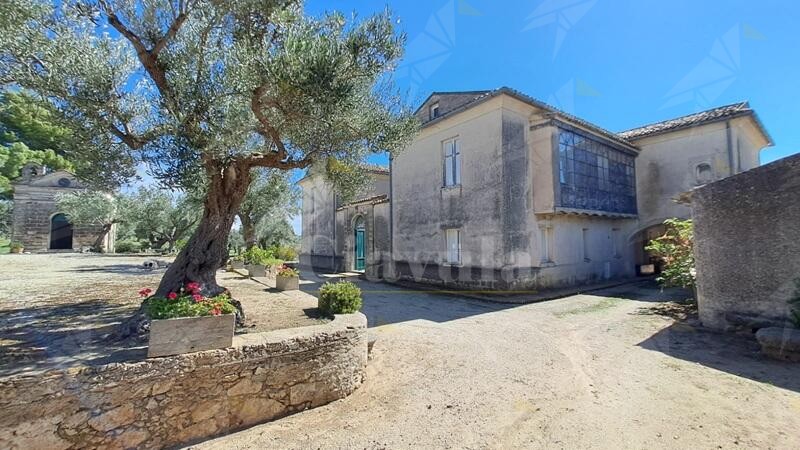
(299, 270, 515, 328)
(0, 299, 142, 377)
(637, 305, 800, 394)
(68, 264, 167, 276)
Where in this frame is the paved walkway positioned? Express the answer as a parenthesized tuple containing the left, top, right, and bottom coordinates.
(196, 278, 800, 449)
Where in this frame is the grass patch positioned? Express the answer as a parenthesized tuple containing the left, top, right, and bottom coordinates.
(554, 297, 622, 318)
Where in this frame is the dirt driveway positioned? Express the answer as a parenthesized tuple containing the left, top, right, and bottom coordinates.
(197, 276, 800, 450)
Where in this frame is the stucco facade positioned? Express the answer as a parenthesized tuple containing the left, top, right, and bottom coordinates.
(300, 88, 773, 291)
(10, 165, 115, 253)
(298, 168, 389, 273)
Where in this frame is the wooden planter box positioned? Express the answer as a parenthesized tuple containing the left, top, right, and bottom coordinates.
(276, 275, 299, 291)
(148, 314, 235, 358)
(246, 264, 266, 277)
(231, 260, 245, 270)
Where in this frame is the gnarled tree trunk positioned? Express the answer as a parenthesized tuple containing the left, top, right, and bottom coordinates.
(240, 214, 257, 250)
(117, 163, 251, 340)
(91, 223, 113, 253)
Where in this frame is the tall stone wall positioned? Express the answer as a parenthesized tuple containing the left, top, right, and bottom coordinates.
(0, 313, 368, 450)
(693, 153, 800, 331)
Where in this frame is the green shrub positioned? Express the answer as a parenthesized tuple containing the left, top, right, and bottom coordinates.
(241, 246, 284, 267)
(141, 282, 236, 320)
(115, 239, 143, 253)
(9, 241, 24, 251)
(318, 280, 362, 316)
(789, 278, 800, 328)
(645, 219, 695, 289)
(268, 244, 298, 261)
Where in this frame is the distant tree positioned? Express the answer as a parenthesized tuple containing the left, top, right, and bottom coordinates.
(0, 92, 76, 197)
(2, 0, 416, 300)
(0, 144, 73, 197)
(238, 169, 298, 250)
(256, 216, 297, 249)
(0, 199, 11, 238)
(129, 188, 201, 252)
(0, 91, 72, 151)
(56, 191, 130, 252)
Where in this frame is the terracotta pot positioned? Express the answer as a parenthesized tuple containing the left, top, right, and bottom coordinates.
(148, 314, 235, 358)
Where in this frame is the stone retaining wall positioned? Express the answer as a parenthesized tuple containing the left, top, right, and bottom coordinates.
(0, 313, 368, 450)
(693, 153, 800, 331)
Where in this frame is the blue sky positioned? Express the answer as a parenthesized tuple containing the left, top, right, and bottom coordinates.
(307, 0, 799, 166)
(291, 0, 800, 233)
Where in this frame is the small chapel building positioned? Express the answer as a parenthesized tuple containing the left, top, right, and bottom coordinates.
(10, 163, 115, 252)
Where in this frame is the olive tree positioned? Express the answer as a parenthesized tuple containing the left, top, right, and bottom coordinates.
(56, 190, 129, 251)
(238, 169, 297, 250)
(1, 0, 416, 298)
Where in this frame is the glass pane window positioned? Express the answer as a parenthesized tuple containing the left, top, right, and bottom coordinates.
(556, 128, 636, 214)
(445, 229, 461, 264)
(443, 138, 461, 186)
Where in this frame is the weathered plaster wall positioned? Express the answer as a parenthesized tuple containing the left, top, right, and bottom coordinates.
(629, 116, 767, 229)
(0, 314, 368, 450)
(299, 172, 389, 271)
(534, 214, 637, 289)
(693, 153, 800, 331)
(299, 174, 337, 270)
(335, 200, 390, 277)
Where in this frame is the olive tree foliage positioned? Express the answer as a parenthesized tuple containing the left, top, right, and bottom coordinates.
(1, 0, 417, 297)
(56, 190, 131, 251)
(126, 187, 201, 252)
(238, 168, 298, 249)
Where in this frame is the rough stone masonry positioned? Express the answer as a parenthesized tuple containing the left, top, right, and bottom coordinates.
(0, 313, 368, 450)
(693, 152, 800, 331)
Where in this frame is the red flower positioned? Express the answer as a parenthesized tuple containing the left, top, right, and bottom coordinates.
(211, 308, 221, 316)
(186, 282, 201, 294)
(138, 288, 152, 298)
(167, 292, 178, 300)
(192, 294, 203, 303)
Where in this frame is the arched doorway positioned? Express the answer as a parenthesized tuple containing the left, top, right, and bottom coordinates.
(50, 213, 73, 250)
(354, 216, 366, 271)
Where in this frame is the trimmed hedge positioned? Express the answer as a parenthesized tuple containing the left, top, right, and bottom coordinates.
(318, 280, 362, 316)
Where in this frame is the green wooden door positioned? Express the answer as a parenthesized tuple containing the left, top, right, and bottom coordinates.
(354, 223, 366, 271)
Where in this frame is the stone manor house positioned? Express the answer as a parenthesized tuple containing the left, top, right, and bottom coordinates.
(300, 87, 772, 290)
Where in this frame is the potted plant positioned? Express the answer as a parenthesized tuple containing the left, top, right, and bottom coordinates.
(142, 282, 237, 357)
(9, 242, 24, 254)
(276, 265, 300, 291)
(242, 246, 269, 277)
(318, 280, 363, 316)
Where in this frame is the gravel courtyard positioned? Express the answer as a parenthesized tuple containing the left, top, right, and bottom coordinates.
(197, 275, 800, 450)
(1, 255, 798, 449)
(0, 254, 325, 376)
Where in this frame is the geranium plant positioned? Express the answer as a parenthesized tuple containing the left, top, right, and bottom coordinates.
(277, 265, 300, 278)
(142, 282, 236, 320)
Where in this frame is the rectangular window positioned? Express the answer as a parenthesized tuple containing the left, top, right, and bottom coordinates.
(582, 228, 590, 262)
(443, 138, 461, 187)
(540, 225, 554, 263)
(430, 102, 440, 119)
(445, 228, 461, 264)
